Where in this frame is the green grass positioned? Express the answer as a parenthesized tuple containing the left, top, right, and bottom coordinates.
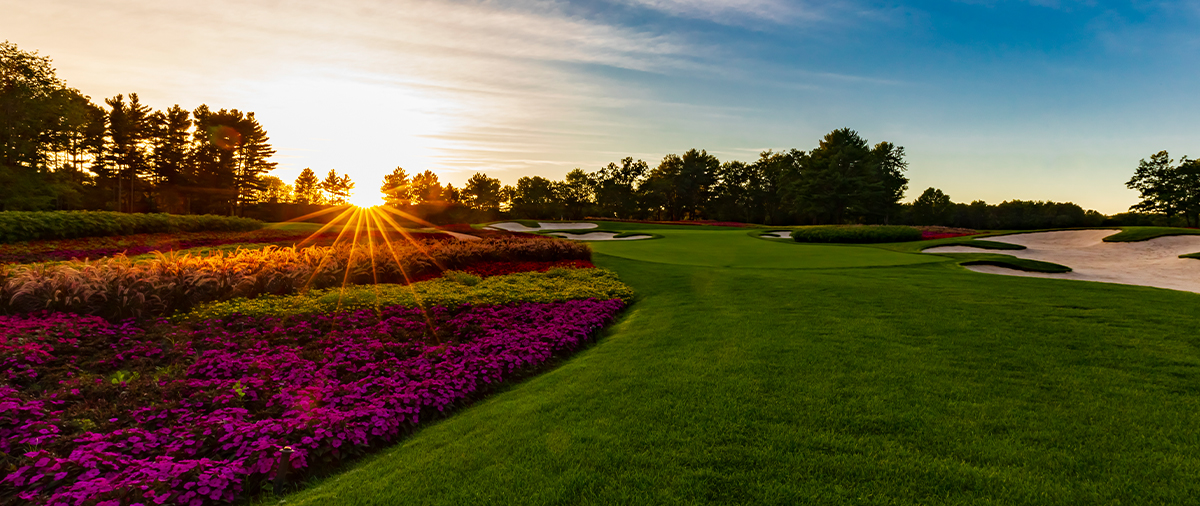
(278, 227, 1200, 505)
(1102, 226, 1200, 242)
(540, 229, 661, 239)
(1181, 252, 1200, 260)
(918, 239, 1026, 251)
(944, 253, 1072, 273)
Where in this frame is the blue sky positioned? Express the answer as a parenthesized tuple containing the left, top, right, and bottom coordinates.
(4, 0, 1199, 213)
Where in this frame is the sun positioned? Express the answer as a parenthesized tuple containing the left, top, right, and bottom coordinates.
(348, 191, 384, 208)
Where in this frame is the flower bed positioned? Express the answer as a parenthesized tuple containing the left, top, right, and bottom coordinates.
(0, 230, 457, 265)
(916, 226, 978, 240)
(0, 237, 592, 320)
(1, 298, 625, 505)
(183, 267, 631, 321)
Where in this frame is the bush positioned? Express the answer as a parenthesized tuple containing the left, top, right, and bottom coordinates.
(183, 267, 634, 320)
(0, 211, 262, 243)
(792, 225, 923, 244)
(0, 237, 593, 320)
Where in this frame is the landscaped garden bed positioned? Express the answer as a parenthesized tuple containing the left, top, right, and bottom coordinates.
(0, 226, 631, 505)
(1, 297, 625, 505)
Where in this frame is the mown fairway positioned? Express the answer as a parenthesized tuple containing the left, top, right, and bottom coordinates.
(283, 226, 1200, 505)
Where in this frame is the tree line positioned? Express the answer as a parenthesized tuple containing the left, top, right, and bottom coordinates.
(308, 128, 910, 226)
(1, 41, 278, 214)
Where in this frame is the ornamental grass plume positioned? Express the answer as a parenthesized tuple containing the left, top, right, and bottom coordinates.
(0, 237, 592, 320)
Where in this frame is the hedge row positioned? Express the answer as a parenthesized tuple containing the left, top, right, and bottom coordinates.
(0, 211, 262, 243)
(791, 225, 923, 244)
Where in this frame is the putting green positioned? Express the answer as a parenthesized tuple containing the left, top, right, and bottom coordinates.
(587, 228, 945, 269)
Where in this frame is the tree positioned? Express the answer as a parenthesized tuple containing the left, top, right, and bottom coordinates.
(380, 166, 413, 206)
(1178, 158, 1200, 227)
(786, 128, 878, 224)
(233, 112, 277, 214)
(462, 172, 503, 211)
(1127, 151, 1186, 226)
(104, 93, 154, 212)
(189, 106, 243, 214)
(0, 41, 102, 210)
(293, 167, 323, 204)
(320, 169, 354, 205)
(510, 176, 559, 219)
(559, 168, 594, 219)
(409, 170, 443, 204)
(257, 175, 292, 203)
(912, 187, 954, 225)
(148, 104, 192, 212)
(868, 141, 909, 224)
(592, 157, 647, 219)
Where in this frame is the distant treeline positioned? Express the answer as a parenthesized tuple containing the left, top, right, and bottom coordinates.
(1, 41, 276, 215)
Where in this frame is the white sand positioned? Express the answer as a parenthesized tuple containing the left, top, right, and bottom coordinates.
(760, 231, 792, 239)
(924, 229, 1200, 293)
(486, 222, 598, 232)
(546, 232, 652, 241)
(442, 231, 481, 241)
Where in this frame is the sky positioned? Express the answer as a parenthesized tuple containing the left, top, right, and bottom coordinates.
(4, 0, 1199, 214)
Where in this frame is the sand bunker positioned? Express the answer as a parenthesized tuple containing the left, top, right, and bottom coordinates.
(924, 229, 1200, 293)
(546, 232, 652, 241)
(760, 231, 792, 239)
(487, 222, 598, 232)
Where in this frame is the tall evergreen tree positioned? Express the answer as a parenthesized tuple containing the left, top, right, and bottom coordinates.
(232, 112, 277, 214)
(149, 104, 192, 212)
(410, 170, 443, 204)
(293, 167, 323, 204)
(380, 166, 413, 206)
(104, 93, 153, 212)
(320, 169, 354, 205)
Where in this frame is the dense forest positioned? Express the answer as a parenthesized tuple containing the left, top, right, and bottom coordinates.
(3, 41, 1189, 230)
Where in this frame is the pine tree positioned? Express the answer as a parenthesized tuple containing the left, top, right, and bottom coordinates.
(293, 167, 323, 204)
(380, 166, 413, 206)
(233, 112, 277, 214)
(320, 169, 353, 204)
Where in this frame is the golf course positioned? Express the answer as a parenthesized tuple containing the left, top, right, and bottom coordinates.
(277, 222, 1200, 505)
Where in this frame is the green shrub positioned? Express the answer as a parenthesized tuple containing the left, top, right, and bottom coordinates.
(792, 225, 923, 244)
(443, 270, 482, 286)
(0, 211, 262, 243)
(181, 268, 634, 320)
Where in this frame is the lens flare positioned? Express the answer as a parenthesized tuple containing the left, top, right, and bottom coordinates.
(348, 191, 385, 208)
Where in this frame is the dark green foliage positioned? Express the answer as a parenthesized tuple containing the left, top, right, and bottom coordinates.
(909, 199, 1107, 229)
(293, 168, 323, 205)
(510, 176, 560, 219)
(0, 211, 261, 242)
(792, 225, 923, 243)
(784, 129, 909, 224)
(462, 173, 504, 213)
(1126, 151, 1200, 227)
(920, 239, 1025, 250)
(912, 187, 953, 225)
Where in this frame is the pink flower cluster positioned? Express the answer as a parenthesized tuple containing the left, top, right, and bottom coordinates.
(1, 299, 624, 505)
